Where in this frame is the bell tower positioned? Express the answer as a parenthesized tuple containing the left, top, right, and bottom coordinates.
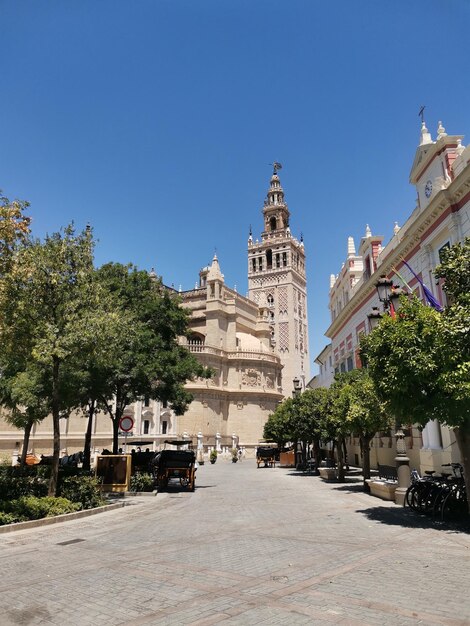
(248, 165, 309, 396)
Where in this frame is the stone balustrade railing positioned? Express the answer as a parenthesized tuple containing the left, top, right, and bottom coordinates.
(180, 341, 279, 364)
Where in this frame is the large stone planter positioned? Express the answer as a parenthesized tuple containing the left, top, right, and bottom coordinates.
(366, 479, 397, 501)
(319, 467, 337, 481)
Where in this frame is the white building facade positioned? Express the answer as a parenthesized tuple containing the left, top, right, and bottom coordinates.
(321, 119, 470, 472)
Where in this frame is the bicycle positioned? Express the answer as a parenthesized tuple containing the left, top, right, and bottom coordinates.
(431, 463, 467, 522)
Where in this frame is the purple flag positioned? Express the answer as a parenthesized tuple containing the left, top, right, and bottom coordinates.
(402, 259, 443, 312)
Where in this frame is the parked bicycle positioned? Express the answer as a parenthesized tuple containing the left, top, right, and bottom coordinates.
(405, 463, 467, 522)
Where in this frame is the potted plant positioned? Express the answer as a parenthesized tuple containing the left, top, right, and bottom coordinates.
(209, 449, 217, 464)
(231, 448, 239, 463)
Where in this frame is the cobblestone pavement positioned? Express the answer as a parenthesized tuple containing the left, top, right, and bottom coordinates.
(1, 460, 469, 625)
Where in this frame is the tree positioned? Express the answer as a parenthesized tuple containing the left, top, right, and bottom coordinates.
(263, 388, 332, 471)
(0, 365, 49, 467)
(340, 370, 391, 483)
(0, 192, 31, 277)
(360, 290, 470, 510)
(292, 388, 331, 470)
(326, 374, 355, 481)
(91, 263, 210, 453)
(0, 224, 108, 495)
(434, 238, 470, 502)
(263, 399, 293, 447)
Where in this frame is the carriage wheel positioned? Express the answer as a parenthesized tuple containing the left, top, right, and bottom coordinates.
(180, 476, 190, 487)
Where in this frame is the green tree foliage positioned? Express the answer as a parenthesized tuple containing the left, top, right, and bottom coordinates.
(360, 269, 470, 508)
(263, 399, 294, 446)
(0, 225, 110, 495)
(263, 388, 332, 469)
(338, 370, 391, 482)
(435, 237, 470, 304)
(359, 299, 444, 426)
(91, 263, 210, 453)
(0, 364, 49, 467)
(0, 192, 31, 277)
(435, 238, 470, 503)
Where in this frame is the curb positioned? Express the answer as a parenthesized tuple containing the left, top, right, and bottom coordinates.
(0, 501, 127, 534)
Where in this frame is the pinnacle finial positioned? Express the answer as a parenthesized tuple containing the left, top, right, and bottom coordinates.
(347, 236, 356, 256)
(365, 224, 372, 238)
(394, 222, 401, 236)
(437, 120, 447, 139)
(420, 120, 432, 146)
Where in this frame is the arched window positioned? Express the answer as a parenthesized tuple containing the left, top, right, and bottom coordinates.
(267, 294, 274, 307)
(269, 216, 277, 231)
(188, 333, 205, 351)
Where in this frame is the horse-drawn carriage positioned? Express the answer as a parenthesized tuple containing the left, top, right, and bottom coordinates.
(151, 440, 196, 491)
(256, 445, 278, 468)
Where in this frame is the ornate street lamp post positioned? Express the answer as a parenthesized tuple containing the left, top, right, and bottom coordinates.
(292, 377, 303, 469)
(375, 275, 394, 309)
(369, 275, 411, 505)
(367, 306, 383, 332)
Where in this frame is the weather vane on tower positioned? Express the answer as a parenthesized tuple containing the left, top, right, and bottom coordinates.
(269, 162, 283, 174)
(418, 105, 426, 123)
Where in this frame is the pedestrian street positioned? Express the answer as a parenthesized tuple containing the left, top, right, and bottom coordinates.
(0, 460, 469, 625)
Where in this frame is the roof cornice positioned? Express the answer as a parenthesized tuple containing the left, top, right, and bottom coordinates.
(325, 167, 470, 339)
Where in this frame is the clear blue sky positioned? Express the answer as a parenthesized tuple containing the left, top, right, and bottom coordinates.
(2, 0, 470, 374)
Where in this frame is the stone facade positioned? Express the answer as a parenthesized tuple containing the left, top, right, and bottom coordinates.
(175, 254, 284, 449)
(248, 169, 310, 395)
(1, 170, 306, 460)
(316, 119, 470, 473)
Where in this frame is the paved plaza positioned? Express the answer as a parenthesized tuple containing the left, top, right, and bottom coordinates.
(0, 460, 469, 625)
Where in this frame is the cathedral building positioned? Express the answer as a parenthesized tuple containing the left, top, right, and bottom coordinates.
(173, 167, 309, 449)
(247, 168, 310, 395)
(0, 167, 309, 459)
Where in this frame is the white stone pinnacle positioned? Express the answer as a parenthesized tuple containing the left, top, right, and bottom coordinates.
(437, 121, 447, 139)
(420, 121, 433, 145)
(347, 236, 356, 256)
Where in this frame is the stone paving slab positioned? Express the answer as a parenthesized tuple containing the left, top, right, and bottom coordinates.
(0, 460, 469, 625)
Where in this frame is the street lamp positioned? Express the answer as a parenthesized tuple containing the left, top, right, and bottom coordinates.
(292, 376, 302, 397)
(375, 275, 394, 310)
(367, 306, 383, 332)
(369, 275, 411, 504)
(369, 278, 409, 330)
(389, 286, 408, 313)
(292, 376, 303, 469)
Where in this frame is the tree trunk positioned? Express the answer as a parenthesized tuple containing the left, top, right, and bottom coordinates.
(48, 357, 61, 496)
(20, 421, 33, 468)
(360, 434, 372, 483)
(82, 400, 95, 471)
(336, 436, 345, 481)
(112, 389, 124, 454)
(113, 414, 120, 454)
(342, 439, 349, 471)
(453, 422, 470, 514)
(312, 438, 321, 473)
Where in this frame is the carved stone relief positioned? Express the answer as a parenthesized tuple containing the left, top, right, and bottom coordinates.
(242, 368, 261, 387)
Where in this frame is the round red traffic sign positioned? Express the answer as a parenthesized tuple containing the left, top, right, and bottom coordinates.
(119, 416, 134, 432)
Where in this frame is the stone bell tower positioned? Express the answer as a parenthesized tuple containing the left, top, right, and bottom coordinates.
(247, 165, 309, 396)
